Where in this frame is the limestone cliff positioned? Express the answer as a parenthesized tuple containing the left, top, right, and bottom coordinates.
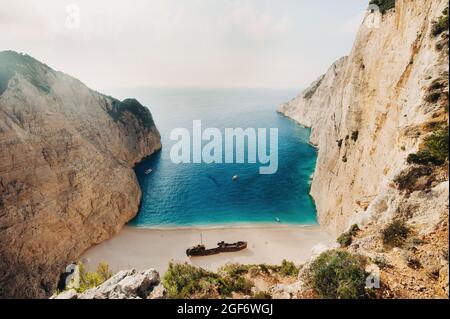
(279, 0, 449, 236)
(279, 0, 449, 298)
(0, 51, 162, 298)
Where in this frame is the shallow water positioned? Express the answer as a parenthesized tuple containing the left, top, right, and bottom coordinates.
(110, 88, 318, 227)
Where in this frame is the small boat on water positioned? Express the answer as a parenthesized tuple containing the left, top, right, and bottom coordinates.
(186, 241, 248, 257)
(232, 175, 238, 181)
(145, 169, 153, 175)
(275, 217, 281, 223)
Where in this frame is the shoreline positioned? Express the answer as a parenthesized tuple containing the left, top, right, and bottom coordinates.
(127, 222, 320, 231)
(81, 224, 334, 275)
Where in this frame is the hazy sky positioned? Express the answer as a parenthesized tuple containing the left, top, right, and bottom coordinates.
(1, 0, 368, 90)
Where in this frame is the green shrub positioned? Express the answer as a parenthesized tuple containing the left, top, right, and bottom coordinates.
(431, 7, 449, 37)
(429, 79, 446, 91)
(77, 262, 112, 293)
(279, 260, 299, 277)
(305, 250, 368, 299)
(220, 264, 251, 278)
(232, 277, 253, 294)
(436, 38, 450, 52)
(163, 262, 218, 299)
(407, 153, 436, 165)
(407, 129, 449, 165)
(369, 0, 396, 14)
(107, 98, 155, 128)
(373, 256, 389, 269)
(381, 220, 410, 247)
(258, 264, 270, 274)
(425, 92, 442, 103)
(257, 263, 282, 274)
(349, 224, 360, 234)
(163, 262, 253, 299)
(96, 262, 113, 281)
(215, 276, 252, 296)
(394, 166, 433, 192)
(252, 291, 272, 299)
(406, 256, 422, 270)
(337, 232, 353, 248)
(337, 224, 360, 248)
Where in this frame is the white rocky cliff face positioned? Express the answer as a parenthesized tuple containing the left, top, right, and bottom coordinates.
(52, 269, 161, 299)
(279, 0, 449, 236)
(0, 51, 162, 298)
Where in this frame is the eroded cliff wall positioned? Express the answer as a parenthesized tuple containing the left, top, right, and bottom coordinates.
(0, 51, 161, 298)
(279, 0, 449, 236)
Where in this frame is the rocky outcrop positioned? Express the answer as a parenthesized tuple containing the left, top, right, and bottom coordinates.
(279, 0, 449, 298)
(0, 51, 162, 298)
(52, 269, 161, 299)
(279, 0, 449, 236)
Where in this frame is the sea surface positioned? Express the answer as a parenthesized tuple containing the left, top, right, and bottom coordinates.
(108, 88, 318, 228)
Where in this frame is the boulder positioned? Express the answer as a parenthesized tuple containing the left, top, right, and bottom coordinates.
(54, 269, 161, 299)
(79, 269, 160, 299)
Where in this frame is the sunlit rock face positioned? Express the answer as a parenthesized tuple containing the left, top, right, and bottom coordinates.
(0, 51, 161, 298)
(279, 0, 449, 236)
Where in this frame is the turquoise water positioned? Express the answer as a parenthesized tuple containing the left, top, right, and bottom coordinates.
(111, 88, 318, 227)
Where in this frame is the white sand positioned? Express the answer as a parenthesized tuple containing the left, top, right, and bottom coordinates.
(81, 225, 334, 274)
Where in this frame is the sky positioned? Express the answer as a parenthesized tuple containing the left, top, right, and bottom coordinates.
(0, 0, 369, 90)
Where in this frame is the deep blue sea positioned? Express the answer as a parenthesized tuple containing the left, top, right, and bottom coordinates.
(108, 88, 318, 227)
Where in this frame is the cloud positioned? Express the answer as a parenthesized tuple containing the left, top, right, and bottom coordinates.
(0, 0, 367, 89)
(217, 1, 291, 41)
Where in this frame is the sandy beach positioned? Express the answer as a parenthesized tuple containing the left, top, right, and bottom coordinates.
(81, 225, 334, 275)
